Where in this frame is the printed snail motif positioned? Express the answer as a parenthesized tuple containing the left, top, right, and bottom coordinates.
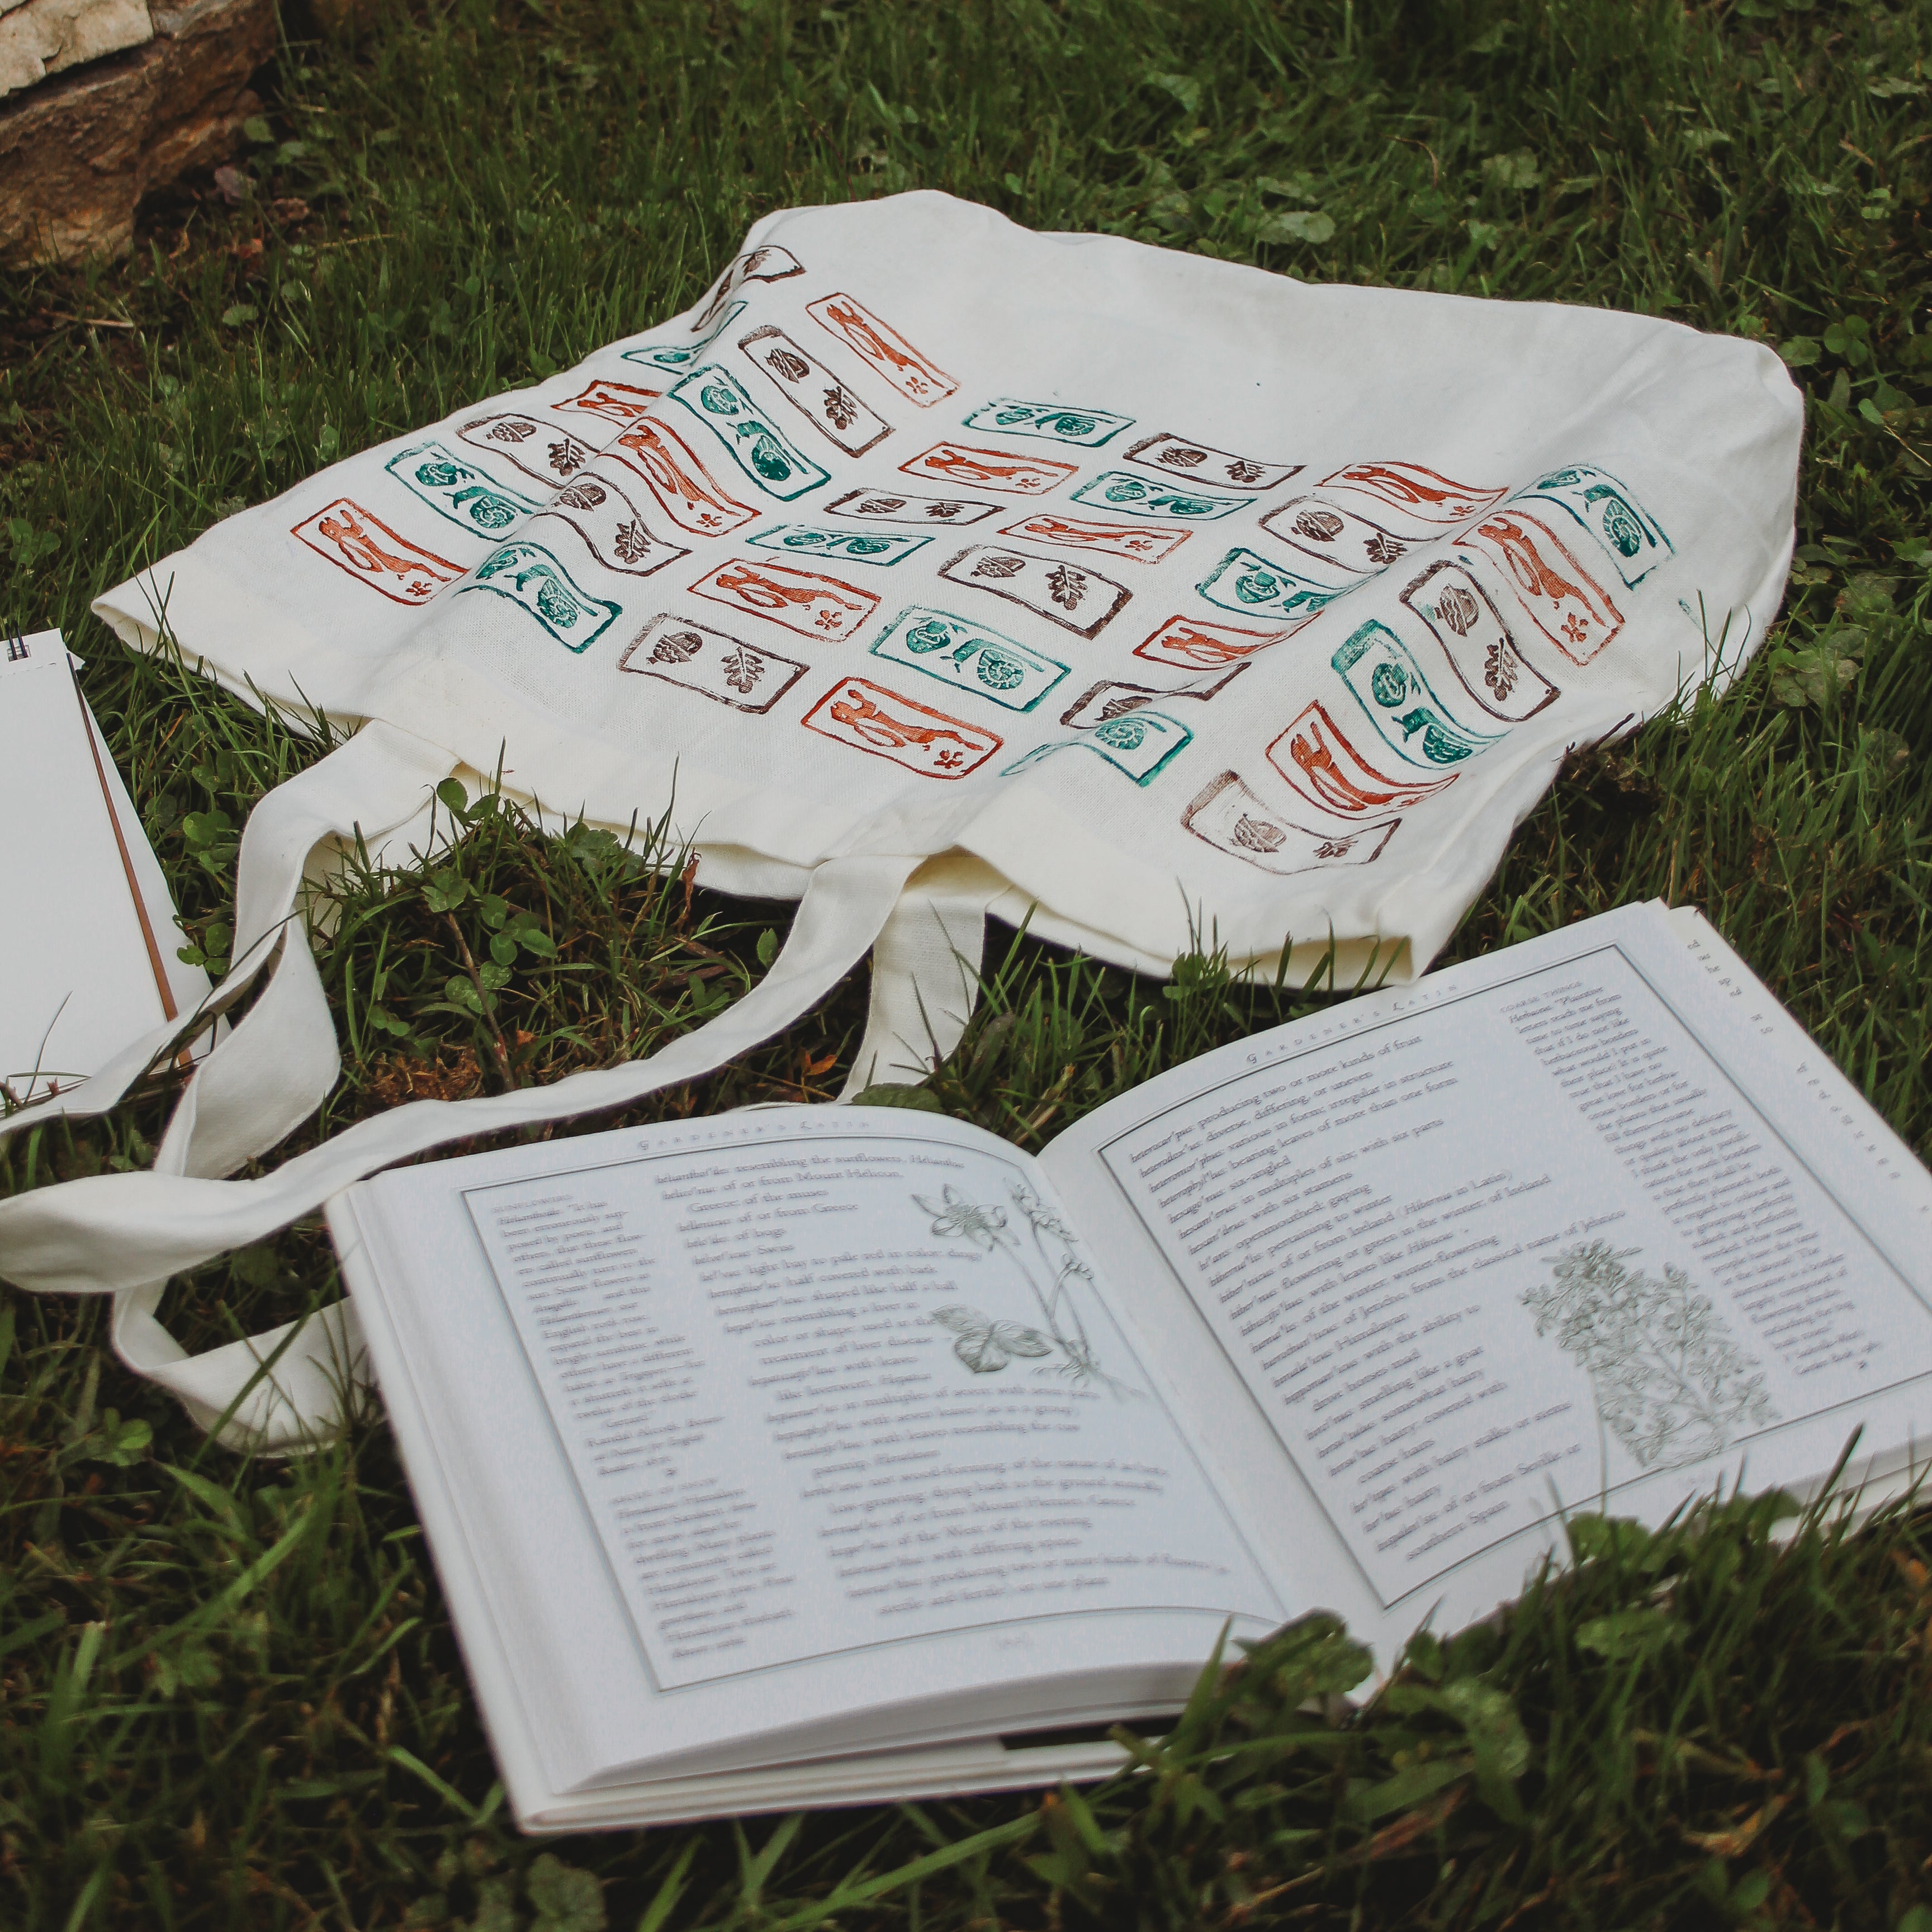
(1509, 465, 1673, 588)
(621, 300, 745, 372)
(385, 442, 542, 538)
(457, 540, 623, 651)
(747, 524, 934, 567)
(1069, 471, 1248, 522)
(869, 605, 1069, 713)
(1330, 620, 1507, 769)
(1196, 546, 1343, 624)
(1003, 708, 1193, 787)
(960, 398, 1135, 448)
(669, 365, 831, 502)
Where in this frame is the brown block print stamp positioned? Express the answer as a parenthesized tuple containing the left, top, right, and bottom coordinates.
(899, 442, 1077, 496)
(291, 499, 461, 605)
(619, 615, 806, 714)
(739, 325, 892, 457)
(1317, 461, 1506, 538)
(1400, 560, 1558, 721)
(937, 544, 1129, 638)
(1125, 432, 1299, 493)
(1183, 770, 1400, 875)
(1058, 666, 1245, 728)
(693, 244, 806, 332)
(1259, 495, 1413, 579)
(608, 419, 757, 537)
(1266, 701, 1459, 817)
(688, 556, 879, 642)
(458, 413, 597, 491)
(1461, 512, 1623, 665)
(1134, 613, 1292, 673)
(997, 512, 1190, 566)
(827, 487, 998, 526)
(557, 378, 663, 424)
(806, 292, 958, 406)
(801, 676, 1002, 779)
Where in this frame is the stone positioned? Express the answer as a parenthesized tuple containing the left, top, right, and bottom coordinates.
(0, 0, 151, 98)
(0, 0, 274, 264)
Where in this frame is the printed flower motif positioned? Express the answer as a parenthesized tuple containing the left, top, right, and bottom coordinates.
(1562, 612, 1589, 643)
(1008, 1182, 1077, 1243)
(917, 1185, 1008, 1249)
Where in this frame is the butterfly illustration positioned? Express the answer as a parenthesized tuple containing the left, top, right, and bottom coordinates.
(931, 1304, 1053, 1374)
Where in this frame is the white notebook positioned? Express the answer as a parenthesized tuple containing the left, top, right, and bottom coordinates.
(327, 899, 1932, 1829)
(0, 630, 209, 1107)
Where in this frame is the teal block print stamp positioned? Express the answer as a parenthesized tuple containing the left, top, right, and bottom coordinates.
(620, 300, 745, 371)
(457, 540, 622, 652)
(1003, 709, 1192, 786)
(1330, 619, 1504, 769)
(1070, 471, 1247, 521)
(1510, 464, 1673, 586)
(1197, 546, 1342, 622)
(961, 399, 1134, 447)
(669, 364, 829, 502)
(385, 442, 542, 539)
(869, 605, 1069, 713)
(748, 524, 934, 567)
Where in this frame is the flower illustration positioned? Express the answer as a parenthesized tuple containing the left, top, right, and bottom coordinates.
(916, 1184, 1008, 1249)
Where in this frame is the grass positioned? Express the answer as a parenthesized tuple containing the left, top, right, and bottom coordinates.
(1, 0, 1929, 1923)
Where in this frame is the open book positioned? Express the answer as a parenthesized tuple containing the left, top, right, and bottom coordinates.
(329, 900, 1932, 1830)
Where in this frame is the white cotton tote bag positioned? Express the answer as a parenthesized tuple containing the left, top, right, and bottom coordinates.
(0, 191, 1802, 1450)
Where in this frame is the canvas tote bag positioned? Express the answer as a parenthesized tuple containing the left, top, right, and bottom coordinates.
(0, 191, 1802, 1450)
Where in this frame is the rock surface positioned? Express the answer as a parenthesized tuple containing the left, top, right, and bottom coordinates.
(0, 0, 273, 264)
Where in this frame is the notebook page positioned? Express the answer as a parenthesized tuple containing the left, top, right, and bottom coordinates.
(0, 634, 172, 1104)
(1042, 901, 1932, 1658)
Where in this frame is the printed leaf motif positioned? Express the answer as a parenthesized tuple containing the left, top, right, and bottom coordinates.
(613, 519, 654, 565)
(823, 387, 858, 429)
(720, 645, 764, 694)
(931, 1305, 1054, 1374)
(1047, 565, 1087, 610)
(548, 438, 589, 474)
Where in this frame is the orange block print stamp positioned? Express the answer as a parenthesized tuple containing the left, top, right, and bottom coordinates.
(802, 676, 1002, 779)
(806, 292, 958, 406)
(557, 378, 662, 423)
(1317, 462, 1505, 537)
(609, 418, 756, 537)
(899, 442, 1076, 496)
(1462, 512, 1623, 664)
(997, 513, 1190, 566)
(291, 499, 461, 605)
(688, 556, 879, 641)
(1134, 613, 1291, 673)
(1266, 701, 1459, 817)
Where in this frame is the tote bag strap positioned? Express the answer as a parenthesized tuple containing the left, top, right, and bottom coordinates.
(0, 721, 940, 1450)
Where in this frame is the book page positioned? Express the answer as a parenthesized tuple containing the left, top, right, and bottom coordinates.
(438, 1106, 1277, 1696)
(1043, 903, 1932, 1641)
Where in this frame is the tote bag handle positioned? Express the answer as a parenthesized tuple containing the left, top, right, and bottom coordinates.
(0, 722, 996, 1450)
